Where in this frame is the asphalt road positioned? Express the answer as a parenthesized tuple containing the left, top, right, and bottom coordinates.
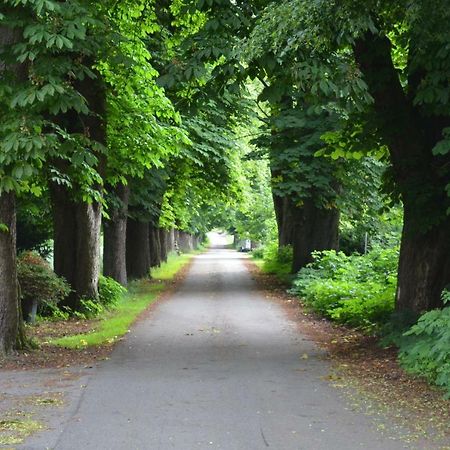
(50, 248, 409, 450)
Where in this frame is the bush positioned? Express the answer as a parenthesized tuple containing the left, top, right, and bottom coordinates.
(398, 290, 450, 397)
(290, 246, 398, 330)
(251, 247, 265, 259)
(262, 242, 293, 277)
(71, 276, 127, 319)
(98, 276, 126, 308)
(17, 251, 71, 318)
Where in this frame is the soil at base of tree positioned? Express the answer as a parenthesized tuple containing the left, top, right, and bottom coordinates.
(244, 258, 450, 447)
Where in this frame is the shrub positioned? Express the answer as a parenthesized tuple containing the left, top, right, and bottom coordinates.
(262, 242, 293, 277)
(74, 298, 105, 319)
(17, 251, 71, 318)
(251, 247, 265, 259)
(71, 276, 127, 319)
(98, 276, 126, 308)
(398, 290, 450, 397)
(290, 247, 398, 330)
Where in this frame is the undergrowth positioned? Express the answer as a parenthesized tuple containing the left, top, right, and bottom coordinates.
(397, 290, 450, 397)
(289, 247, 398, 331)
(252, 242, 293, 282)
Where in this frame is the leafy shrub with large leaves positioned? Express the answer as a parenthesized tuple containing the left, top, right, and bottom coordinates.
(290, 247, 398, 330)
(398, 290, 450, 397)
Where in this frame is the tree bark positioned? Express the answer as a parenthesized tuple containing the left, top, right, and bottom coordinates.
(396, 206, 450, 312)
(0, 17, 25, 354)
(103, 184, 130, 286)
(290, 198, 339, 273)
(51, 184, 102, 310)
(126, 219, 151, 279)
(178, 231, 189, 252)
(49, 50, 106, 310)
(159, 229, 168, 264)
(354, 33, 450, 312)
(149, 225, 162, 268)
(273, 194, 296, 247)
(167, 228, 175, 253)
(0, 193, 19, 355)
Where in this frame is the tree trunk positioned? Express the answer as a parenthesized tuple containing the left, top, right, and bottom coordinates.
(103, 184, 129, 286)
(159, 229, 168, 263)
(178, 231, 188, 252)
(354, 33, 450, 311)
(273, 194, 296, 247)
(126, 219, 151, 279)
(396, 206, 450, 312)
(167, 228, 175, 253)
(0, 193, 19, 355)
(0, 17, 26, 354)
(149, 225, 161, 268)
(51, 184, 102, 310)
(291, 199, 339, 273)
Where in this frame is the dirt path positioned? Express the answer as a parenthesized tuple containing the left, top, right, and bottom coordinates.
(1, 248, 442, 449)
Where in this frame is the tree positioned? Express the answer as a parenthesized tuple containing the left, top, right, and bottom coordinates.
(0, 7, 36, 354)
(249, 0, 450, 311)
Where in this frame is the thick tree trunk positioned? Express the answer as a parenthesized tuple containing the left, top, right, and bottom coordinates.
(273, 194, 296, 247)
(396, 206, 450, 312)
(178, 231, 189, 252)
(167, 228, 175, 253)
(51, 184, 102, 310)
(0, 193, 19, 355)
(103, 184, 129, 286)
(149, 225, 162, 268)
(159, 229, 168, 263)
(290, 199, 339, 273)
(354, 33, 450, 311)
(126, 219, 151, 279)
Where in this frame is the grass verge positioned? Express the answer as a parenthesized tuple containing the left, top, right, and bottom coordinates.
(50, 252, 196, 349)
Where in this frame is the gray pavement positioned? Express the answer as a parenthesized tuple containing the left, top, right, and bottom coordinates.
(26, 249, 414, 449)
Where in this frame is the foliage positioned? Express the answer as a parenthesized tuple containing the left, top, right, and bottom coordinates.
(69, 276, 126, 319)
(98, 276, 126, 308)
(397, 290, 450, 397)
(17, 251, 70, 312)
(261, 242, 293, 279)
(16, 190, 53, 256)
(290, 247, 398, 330)
(251, 247, 265, 259)
(340, 206, 403, 255)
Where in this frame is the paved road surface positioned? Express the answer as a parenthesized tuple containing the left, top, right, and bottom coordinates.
(47, 249, 410, 449)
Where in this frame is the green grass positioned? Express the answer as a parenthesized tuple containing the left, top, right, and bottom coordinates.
(51, 252, 196, 349)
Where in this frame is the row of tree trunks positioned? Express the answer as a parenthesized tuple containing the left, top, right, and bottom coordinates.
(122, 223, 197, 282)
(178, 231, 193, 252)
(103, 184, 130, 285)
